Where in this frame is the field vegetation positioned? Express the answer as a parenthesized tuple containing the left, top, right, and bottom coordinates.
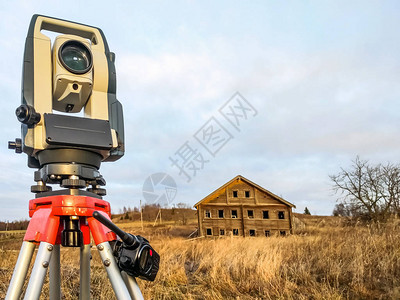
(0, 213, 399, 299)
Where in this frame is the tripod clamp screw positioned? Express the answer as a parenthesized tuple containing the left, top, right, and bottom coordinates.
(42, 261, 49, 268)
(103, 259, 111, 267)
(97, 244, 104, 251)
(47, 245, 53, 251)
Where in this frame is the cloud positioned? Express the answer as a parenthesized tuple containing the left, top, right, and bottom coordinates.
(0, 1, 399, 218)
(100, 35, 400, 216)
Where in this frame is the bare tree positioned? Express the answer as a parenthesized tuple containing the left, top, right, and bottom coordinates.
(330, 156, 400, 221)
(176, 202, 190, 209)
(332, 203, 348, 217)
(382, 163, 400, 214)
(332, 202, 361, 217)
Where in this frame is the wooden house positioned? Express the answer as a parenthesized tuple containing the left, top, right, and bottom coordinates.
(194, 175, 296, 237)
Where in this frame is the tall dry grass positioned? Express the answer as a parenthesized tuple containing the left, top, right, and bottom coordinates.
(1, 220, 400, 299)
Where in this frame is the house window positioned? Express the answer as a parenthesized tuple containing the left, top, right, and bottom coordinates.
(247, 210, 254, 219)
(206, 228, 212, 236)
(219, 229, 225, 236)
(218, 210, 224, 218)
(205, 210, 211, 218)
(249, 229, 255, 236)
(280, 230, 286, 236)
(231, 210, 238, 218)
(265, 230, 270, 237)
(233, 191, 238, 198)
(278, 211, 285, 219)
(263, 210, 269, 219)
(233, 228, 239, 236)
(245, 191, 250, 198)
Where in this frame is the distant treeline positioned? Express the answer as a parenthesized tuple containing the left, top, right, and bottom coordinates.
(0, 220, 29, 231)
(0, 204, 196, 231)
(114, 203, 197, 224)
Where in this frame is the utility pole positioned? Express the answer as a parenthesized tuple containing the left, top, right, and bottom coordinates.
(153, 209, 162, 227)
(140, 199, 143, 231)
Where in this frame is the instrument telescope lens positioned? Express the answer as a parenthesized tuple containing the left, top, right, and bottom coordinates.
(59, 40, 92, 74)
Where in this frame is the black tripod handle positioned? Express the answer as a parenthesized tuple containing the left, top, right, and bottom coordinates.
(92, 211, 137, 246)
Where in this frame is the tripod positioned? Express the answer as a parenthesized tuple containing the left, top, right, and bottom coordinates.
(6, 193, 144, 300)
(6, 13, 164, 299)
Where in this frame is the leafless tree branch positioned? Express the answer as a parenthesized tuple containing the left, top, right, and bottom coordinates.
(330, 156, 400, 221)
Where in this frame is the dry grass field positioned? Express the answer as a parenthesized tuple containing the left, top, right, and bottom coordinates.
(0, 216, 399, 299)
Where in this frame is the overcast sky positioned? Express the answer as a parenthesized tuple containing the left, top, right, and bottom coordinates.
(0, 1, 399, 220)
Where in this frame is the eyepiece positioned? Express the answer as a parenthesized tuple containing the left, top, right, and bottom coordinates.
(59, 40, 92, 74)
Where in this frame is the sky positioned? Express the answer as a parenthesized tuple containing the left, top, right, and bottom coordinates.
(0, 1, 399, 220)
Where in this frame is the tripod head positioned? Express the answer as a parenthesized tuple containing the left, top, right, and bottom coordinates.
(8, 15, 124, 197)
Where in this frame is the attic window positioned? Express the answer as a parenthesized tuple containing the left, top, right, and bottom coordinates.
(218, 210, 224, 218)
(263, 210, 269, 219)
(278, 211, 285, 219)
(233, 191, 238, 198)
(205, 210, 211, 218)
(245, 191, 250, 198)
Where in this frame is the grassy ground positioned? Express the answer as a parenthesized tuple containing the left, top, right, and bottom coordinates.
(0, 217, 399, 299)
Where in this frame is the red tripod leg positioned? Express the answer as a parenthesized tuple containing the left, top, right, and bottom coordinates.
(24, 207, 60, 244)
(22, 206, 61, 299)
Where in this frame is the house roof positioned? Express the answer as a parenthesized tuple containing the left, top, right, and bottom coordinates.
(194, 175, 296, 208)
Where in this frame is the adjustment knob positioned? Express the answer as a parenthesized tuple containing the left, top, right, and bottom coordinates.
(119, 255, 133, 269)
(15, 105, 41, 126)
(95, 176, 106, 186)
(31, 184, 52, 193)
(61, 178, 86, 188)
(87, 187, 107, 196)
(8, 138, 22, 153)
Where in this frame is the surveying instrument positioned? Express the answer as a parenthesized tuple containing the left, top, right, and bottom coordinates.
(5, 15, 159, 299)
